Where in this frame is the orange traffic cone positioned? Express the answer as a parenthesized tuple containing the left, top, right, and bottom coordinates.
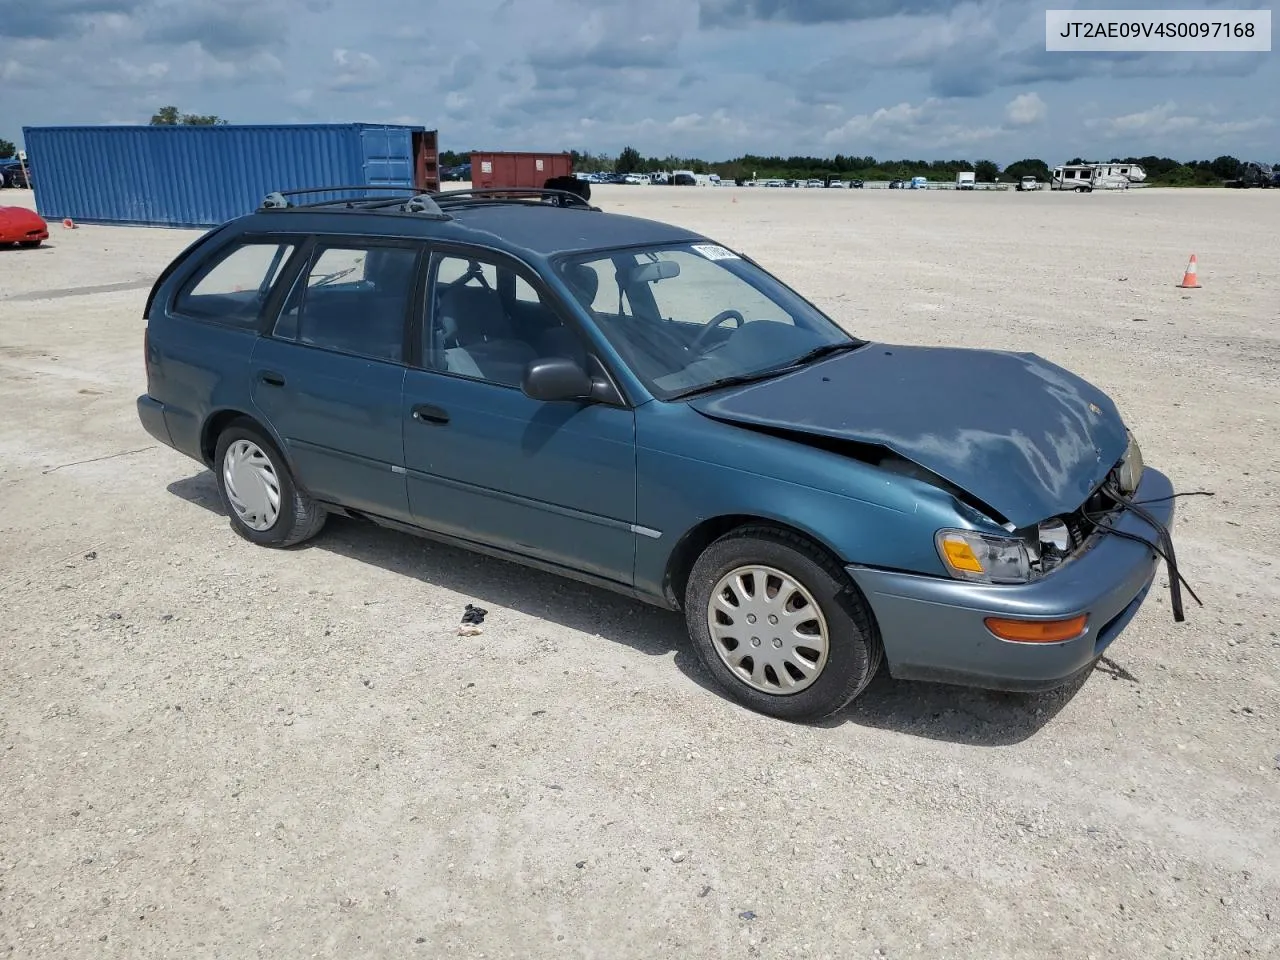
(1177, 254, 1201, 288)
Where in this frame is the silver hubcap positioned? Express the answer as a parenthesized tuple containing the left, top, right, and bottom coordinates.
(707, 564, 829, 695)
(222, 439, 281, 531)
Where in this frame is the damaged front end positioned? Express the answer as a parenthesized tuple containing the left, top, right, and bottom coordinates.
(932, 431, 1199, 622)
(682, 341, 1200, 626)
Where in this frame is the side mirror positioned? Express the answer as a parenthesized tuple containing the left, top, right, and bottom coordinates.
(522, 357, 593, 402)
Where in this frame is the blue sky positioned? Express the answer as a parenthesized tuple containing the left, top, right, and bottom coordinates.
(2, 0, 1275, 165)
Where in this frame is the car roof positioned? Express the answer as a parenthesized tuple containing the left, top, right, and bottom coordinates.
(235, 201, 708, 261)
(444, 203, 706, 257)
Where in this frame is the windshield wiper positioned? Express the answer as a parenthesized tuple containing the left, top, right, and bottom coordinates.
(668, 368, 792, 400)
(669, 341, 862, 400)
(785, 340, 863, 368)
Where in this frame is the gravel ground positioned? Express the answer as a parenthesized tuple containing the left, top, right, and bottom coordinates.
(1, 184, 1277, 959)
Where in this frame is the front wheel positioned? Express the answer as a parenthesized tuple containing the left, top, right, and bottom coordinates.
(213, 419, 327, 548)
(685, 526, 883, 722)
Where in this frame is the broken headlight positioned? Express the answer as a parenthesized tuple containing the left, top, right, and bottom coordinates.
(936, 529, 1032, 584)
(1117, 430, 1144, 495)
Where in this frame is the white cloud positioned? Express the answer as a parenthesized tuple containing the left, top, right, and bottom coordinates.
(823, 98, 1004, 150)
(666, 110, 748, 138)
(183, 48, 284, 83)
(329, 47, 382, 91)
(823, 99, 936, 143)
(1005, 92, 1045, 126)
(109, 58, 170, 84)
(1086, 101, 1274, 140)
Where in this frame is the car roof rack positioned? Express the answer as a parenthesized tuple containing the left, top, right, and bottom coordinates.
(256, 185, 600, 219)
(429, 188, 600, 212)
(258, 186, 451, 219)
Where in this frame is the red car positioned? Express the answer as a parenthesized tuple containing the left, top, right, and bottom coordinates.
(0, 206, 48, 247)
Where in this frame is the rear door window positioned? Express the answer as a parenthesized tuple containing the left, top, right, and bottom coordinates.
(173, 240, 297, 327)
(272, 242, 420, 363)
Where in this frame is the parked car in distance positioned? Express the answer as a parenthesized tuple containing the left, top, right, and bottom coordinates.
(136, 184, 1182, 722)
(1, 161, 32, 189)
(0, 204, 48, 247)
(1224, 161, 1275, 188)
(1017, 176, 1040, 192)
(956, 172, 976, 190)
(848, 178, 865, 189)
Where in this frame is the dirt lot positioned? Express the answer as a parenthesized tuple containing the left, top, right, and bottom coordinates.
(1, 184, 1277, 959)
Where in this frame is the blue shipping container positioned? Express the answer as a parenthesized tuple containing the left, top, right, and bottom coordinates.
(21, 123, 426, 228)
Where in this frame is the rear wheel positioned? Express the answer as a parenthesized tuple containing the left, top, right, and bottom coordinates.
(685, 526, 883, 722)
(18, 240, 42, 248)
(213, 419, 326, 547)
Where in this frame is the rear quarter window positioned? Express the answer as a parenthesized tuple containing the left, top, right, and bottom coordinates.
(172, 240, 298, 327)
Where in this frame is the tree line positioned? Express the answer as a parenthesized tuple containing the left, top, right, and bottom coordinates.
(441, 147, 1276, 187)
(5, 109, 1272, 191)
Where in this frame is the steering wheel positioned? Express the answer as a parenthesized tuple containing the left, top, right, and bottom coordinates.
(689, 309, 746, 351)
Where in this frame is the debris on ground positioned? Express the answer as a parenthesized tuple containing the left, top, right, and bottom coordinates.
(457, 603, 488, 636)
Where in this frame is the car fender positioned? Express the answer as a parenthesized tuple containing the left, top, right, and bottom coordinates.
(633, 402, 973, 602)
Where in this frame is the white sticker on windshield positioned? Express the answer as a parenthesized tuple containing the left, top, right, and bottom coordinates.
(691, 243, 740, 261)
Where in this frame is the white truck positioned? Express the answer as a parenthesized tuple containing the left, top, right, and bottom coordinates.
(956, 171, 976, 190)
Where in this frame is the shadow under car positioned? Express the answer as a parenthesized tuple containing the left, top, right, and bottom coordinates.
(167, 469, 1105, 745)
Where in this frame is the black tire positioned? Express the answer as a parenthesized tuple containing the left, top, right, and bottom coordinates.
(684, 525, 883, 722)
(18, 240, 42, 248)
(213, 418, 326, 548)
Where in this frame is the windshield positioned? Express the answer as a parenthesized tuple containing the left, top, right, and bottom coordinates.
(556, 242, 860, 400)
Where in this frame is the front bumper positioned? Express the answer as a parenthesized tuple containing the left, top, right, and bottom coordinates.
(846, 467, 1175, 692)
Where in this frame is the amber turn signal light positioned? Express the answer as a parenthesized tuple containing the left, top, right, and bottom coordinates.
(984, 614, 1088, 643)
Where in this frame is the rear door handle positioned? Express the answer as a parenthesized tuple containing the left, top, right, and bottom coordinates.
(412, 404, 450, 425)
(258, 370, 286, 387)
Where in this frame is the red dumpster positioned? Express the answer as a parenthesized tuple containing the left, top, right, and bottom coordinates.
(470, 151, 573, 190)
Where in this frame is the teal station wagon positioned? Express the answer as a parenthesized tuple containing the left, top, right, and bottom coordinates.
(137, 186, 1190, 721)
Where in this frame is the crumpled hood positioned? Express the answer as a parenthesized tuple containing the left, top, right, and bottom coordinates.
(688, 343, 1130, 528)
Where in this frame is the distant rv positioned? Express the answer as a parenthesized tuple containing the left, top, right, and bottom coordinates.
(1051, 163, 1146, 192)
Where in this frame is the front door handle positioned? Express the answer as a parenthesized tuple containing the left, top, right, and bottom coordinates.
(258, 370, 286, 387)
(412, 404, 450, 425)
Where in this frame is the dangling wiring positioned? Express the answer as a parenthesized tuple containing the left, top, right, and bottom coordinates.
(1083, 486, 1213, 623)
